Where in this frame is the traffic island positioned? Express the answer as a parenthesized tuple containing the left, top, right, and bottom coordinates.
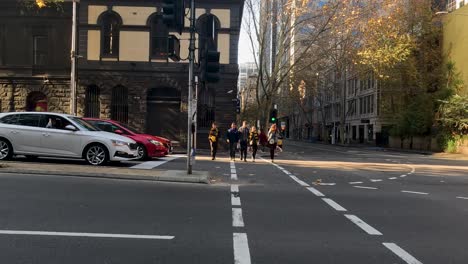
(0, 161, 210, 184)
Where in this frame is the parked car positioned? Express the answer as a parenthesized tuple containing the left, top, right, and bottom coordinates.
(0, 112, 138, 166)
(83, 118, 169, 160)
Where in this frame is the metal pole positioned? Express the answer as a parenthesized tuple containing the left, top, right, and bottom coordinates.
(70, 0, 77, 116)
(194, 76, 198, 151)
(187, 0, 195, 174)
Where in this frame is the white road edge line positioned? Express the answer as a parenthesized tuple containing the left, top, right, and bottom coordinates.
(456, 196, 468, 200)
(233, 233, 251, 264)
(349, 181, 363, 185)
(0, 230, 174, 240)
(401, 190, 428, 195)
(322, 198, 347, 212)
(306, 187, 325, 197)
(232, 208, 245, 227)
(383, 242, 422, 264)
(353, 186, 378, 190)
(344, 214, 382, 235)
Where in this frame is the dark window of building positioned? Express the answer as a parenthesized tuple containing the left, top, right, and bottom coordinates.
(111, 85, 128, 124)
(101, 13, 121, 56)
(150, 15, 168, 59)
(197, 14, 220, 60)
(85, 85, 100, 118)
(33, 36, 48, 65)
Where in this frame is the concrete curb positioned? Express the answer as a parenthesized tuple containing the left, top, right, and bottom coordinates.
(0, 168, 210, 184)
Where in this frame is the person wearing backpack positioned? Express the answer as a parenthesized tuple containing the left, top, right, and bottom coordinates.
(249, 126, 259, 162)
(267, 124, 279, 162)
(208, 122, 219, 160)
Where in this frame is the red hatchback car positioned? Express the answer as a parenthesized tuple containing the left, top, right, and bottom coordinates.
(83, 118, 171, 160)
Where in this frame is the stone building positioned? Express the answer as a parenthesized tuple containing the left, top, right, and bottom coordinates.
(0, 0, 244, 147)
(0, 1, 72, 114)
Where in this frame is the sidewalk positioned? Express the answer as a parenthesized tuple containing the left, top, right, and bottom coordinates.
(0, 160, 210, 184)
(286, 139, 468, 160)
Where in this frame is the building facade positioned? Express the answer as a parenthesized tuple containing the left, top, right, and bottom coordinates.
(0, 0, 244, 147)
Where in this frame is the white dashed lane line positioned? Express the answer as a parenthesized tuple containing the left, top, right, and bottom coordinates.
(456, 196, 468, 200)
(383, 242, 423, 264)
(400, 174, 407, 178)
(230, 162, 252, 264)
(306, 187, 325, 197)
(344, 214, 383, 235)
(349, 181, 363, 185)
(233, 233, 251, 264)
(370, 179, 383, 182)
(232, 208, 245, 227)
(388, 177, 397, 180)
(353, 186, 378, 190)
(401, 190, 429, 195)
(322, 198, 347, 212)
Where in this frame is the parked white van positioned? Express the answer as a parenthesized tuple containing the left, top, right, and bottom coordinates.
(0, 112, 138, 165)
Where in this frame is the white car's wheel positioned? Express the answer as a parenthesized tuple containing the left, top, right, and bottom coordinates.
(0, 139, 13, 160)
(136, 144, 148, 161)
(85, 144, 108, 166)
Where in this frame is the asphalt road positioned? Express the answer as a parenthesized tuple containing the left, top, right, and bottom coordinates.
(0, 141, 467, 263)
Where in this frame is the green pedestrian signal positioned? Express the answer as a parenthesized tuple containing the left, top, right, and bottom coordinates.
(269, 109, 277, 123)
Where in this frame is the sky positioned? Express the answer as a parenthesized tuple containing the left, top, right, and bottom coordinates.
(237, 2, 256, 64)
(238, 24, 255, 63)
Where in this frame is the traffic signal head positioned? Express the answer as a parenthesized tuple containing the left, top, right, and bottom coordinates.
(202, 48, 220, 83)
(269, 109, 278, 123)
(162, 0, 185, 34)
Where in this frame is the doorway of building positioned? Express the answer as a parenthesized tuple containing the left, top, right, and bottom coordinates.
(359, 125, 365, 143)
(26, 91, 47, 111)
(146, 87, 181, 140)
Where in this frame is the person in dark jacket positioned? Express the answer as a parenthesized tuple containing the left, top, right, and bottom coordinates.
(226, 122, 240, 161)
(259, 128, 268, 152)
(239, 121, 250, 162)
(249, 126, 259, 162)
(208, 122, 219, 160)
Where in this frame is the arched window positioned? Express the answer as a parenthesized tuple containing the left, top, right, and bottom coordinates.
(99, 12, 121, 56)
(111, 85, 128, 124)
(85, 85, 100, 118)
(197, 14, 220, 59)
(150, 14, 168, 59)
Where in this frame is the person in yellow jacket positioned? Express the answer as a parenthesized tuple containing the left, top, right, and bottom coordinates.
(249, 126, 260, 162)
(208, 122, 219, 160)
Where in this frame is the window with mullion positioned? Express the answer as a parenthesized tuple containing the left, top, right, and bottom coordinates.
(102, 14, 120, 57)
(33, 35, 48, 66)
(151, 15, 168, 59)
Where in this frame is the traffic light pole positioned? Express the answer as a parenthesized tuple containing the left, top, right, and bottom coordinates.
(187, 0, 195, 174)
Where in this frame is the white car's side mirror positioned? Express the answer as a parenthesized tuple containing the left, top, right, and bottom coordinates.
(65, 125, 77, 131)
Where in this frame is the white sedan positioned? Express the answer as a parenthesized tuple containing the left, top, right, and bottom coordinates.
(0, 112, 138, 166)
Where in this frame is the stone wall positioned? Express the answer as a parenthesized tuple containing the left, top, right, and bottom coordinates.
(0, 80, 70, 114)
